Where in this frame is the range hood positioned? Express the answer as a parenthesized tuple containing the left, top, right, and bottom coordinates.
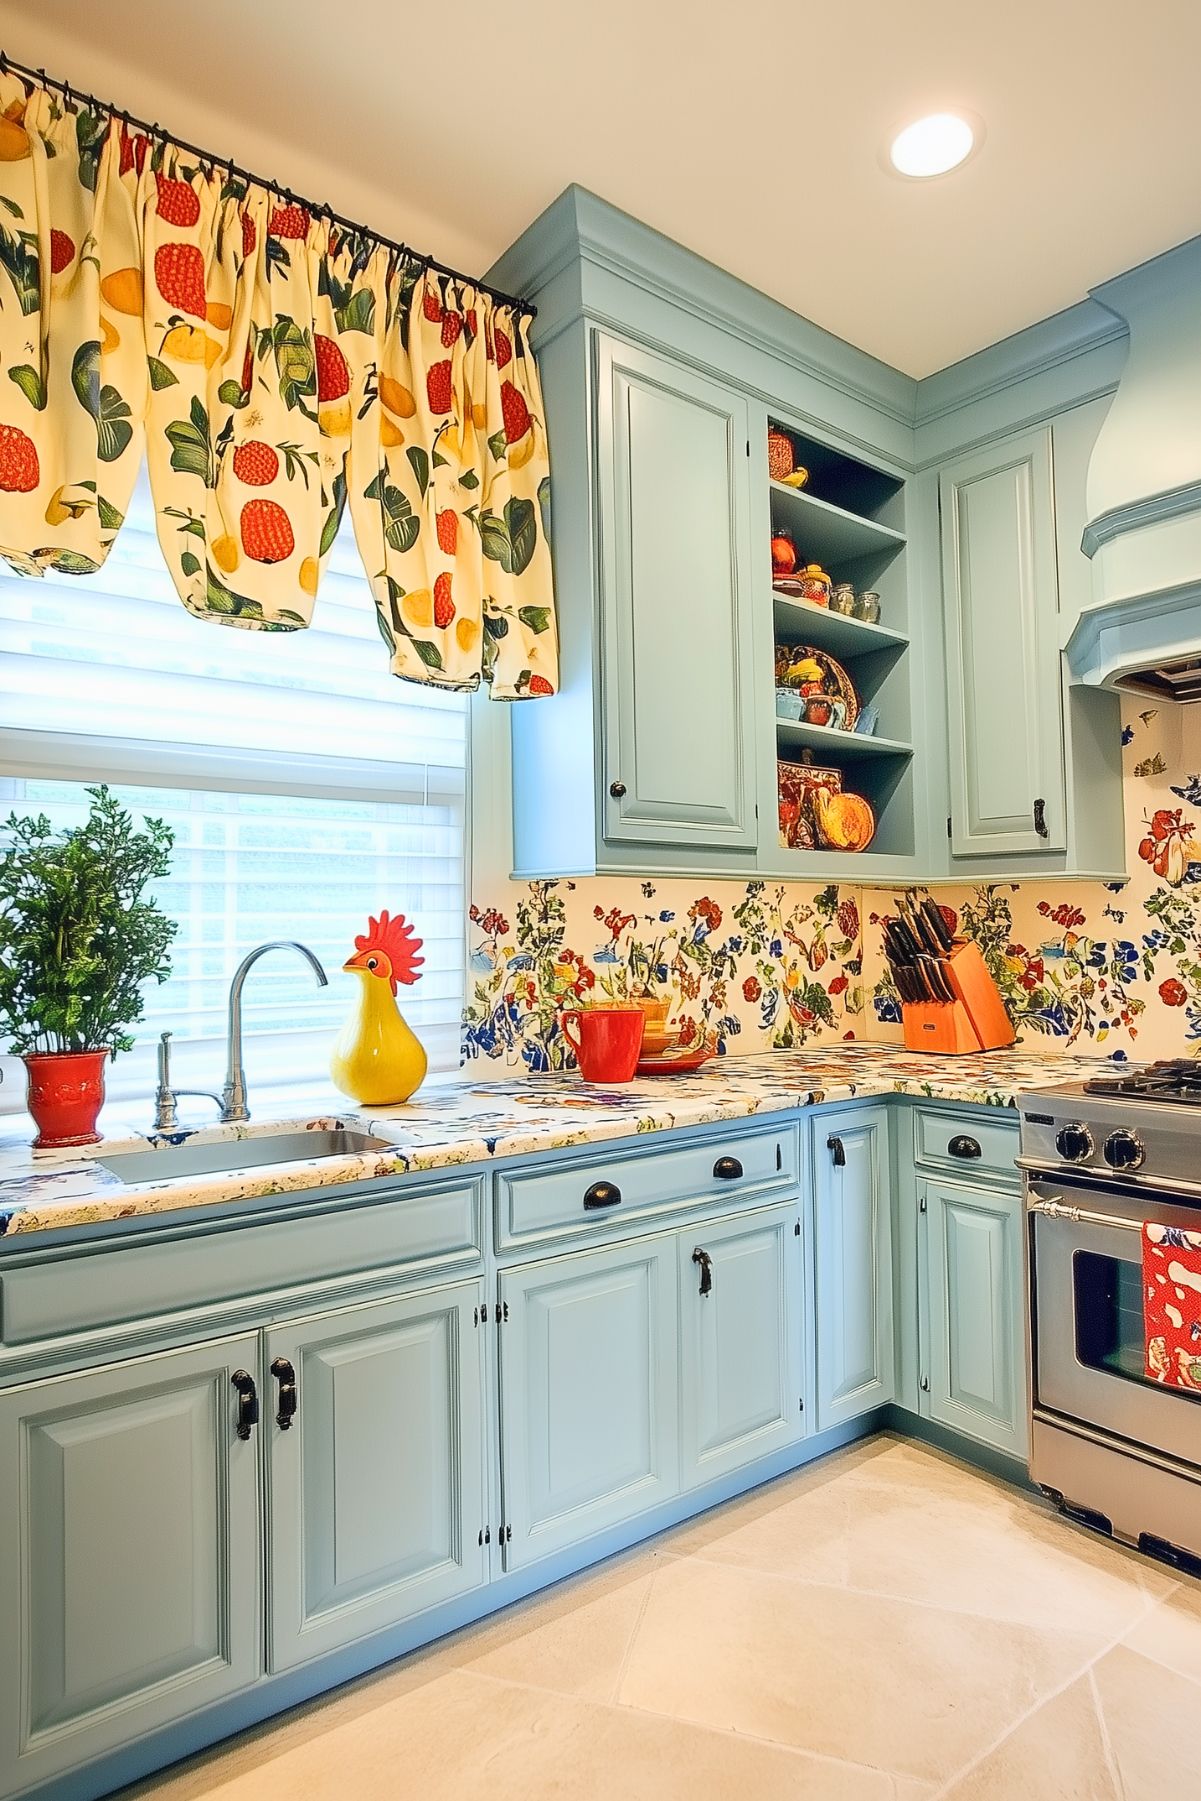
(1067, 236, 1201, 701)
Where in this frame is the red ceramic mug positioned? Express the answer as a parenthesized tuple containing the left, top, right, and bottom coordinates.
(560, 1005, 645, 1083)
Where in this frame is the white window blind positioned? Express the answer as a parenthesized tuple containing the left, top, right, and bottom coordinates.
(0, 473, 467, 1113)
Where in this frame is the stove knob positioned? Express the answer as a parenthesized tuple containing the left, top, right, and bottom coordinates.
(1055, 1122, 1093, 1163)
(1102, 1129, 1145, 1172)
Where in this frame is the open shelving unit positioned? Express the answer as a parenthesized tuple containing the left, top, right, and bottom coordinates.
(767, 417, 914, 864)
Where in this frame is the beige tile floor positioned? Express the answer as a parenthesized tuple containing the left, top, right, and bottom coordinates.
(119, 1434, 1201, 1800)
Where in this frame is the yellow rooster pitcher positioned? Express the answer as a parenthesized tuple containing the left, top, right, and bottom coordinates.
(330, 911, 428, 1105)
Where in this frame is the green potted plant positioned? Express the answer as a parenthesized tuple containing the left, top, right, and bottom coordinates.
(0, 787, 177, 1148)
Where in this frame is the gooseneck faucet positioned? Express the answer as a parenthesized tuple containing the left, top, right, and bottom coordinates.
(221, 940, 329, 1124)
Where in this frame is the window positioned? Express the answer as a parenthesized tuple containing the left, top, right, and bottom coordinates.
(0, 474, 467, 1112)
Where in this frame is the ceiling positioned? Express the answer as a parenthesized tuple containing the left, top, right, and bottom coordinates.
(4, 0, 1200, 376)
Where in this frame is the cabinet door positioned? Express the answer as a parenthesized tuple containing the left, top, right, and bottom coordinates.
(940, 425, 1067, 855)
(813, 1107, 895, 1430)
(499, 1238, 679, 1569)
(924, 1179, 1028, 1458)
(595, 333, 757, 850)
(679, 1205, 805, 1489)
(0, 1334, 260, 1796)
(266, 1281, 487, 1671)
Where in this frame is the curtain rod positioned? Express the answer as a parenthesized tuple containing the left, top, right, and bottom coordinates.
(0, 49, 536, 318)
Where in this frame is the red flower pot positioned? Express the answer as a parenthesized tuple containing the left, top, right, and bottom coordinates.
(23, 1050, 108, 1149)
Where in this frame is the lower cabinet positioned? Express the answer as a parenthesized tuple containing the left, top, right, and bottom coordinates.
(813, 1107, 895, 1430)
(0, 1333, 262, 1799)
(679, 1205, 805, 1488)
(922, 1177, 1027, 1459)
(266, 1280, 488, 1670)
(497, 1200, 807, 1570)
(498, 1237, 681, 1570)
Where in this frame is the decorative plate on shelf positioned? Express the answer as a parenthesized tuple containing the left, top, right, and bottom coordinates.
(777, 760, 841, 851)
(774, 643, 860, 731)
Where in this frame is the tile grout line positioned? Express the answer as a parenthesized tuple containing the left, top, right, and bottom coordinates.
(661, 1541, 1174, 1635)
(925, 1588, 1166, 1800)
(460, 1664, 926, 1792)
(1087, 1664, 1127, 1801)
(608, 1564, 657, 1706)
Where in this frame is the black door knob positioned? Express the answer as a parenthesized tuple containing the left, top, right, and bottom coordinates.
(583, 1180, 622, 1210)
(271, 1357, 298, 1429)
(230, 1370, 259, 1441)
(609, 779, 626, 798)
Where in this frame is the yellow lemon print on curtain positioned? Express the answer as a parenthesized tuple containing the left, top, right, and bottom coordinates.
(330, 911, 427, 1105)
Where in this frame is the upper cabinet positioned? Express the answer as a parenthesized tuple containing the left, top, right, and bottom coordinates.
(595, 336, 757, 851)
(932, 400, 1125, 879)
(939, 425, 1066, 857)
(492, 186, 1130, 884)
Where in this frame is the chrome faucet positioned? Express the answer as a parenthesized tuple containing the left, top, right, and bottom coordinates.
(221, 941, 328, 1124)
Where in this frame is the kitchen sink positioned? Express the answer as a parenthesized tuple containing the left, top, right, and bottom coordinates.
(95, 1128, 397, 1185)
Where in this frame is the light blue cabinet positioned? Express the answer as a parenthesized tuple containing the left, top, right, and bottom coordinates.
(939, 424, 1067, 857)
(813, 1107, 895, 1429)
(498, 1237, 680, 1569)
(0, 1334, 261, 1798)
(678, 1204, 805, 1488)
(595, 334, 758, 850)
(923, 1178, 1028, 1459)
(266, 1281, 488, 1672)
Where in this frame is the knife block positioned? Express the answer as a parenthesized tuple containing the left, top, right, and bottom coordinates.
(901, 940, 1015, 1055)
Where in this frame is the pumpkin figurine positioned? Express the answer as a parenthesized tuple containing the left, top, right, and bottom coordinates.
(330, 910, 428, 1105)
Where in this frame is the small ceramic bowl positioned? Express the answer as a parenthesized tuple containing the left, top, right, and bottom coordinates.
(775, 688, 803, 721)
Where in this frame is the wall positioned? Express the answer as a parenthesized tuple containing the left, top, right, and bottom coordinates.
(465, 697, 1201, 1071)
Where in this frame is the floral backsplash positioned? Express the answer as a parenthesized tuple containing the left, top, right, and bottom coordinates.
(464, 701, 1201, 1072)
(463, 880, 862, 1070)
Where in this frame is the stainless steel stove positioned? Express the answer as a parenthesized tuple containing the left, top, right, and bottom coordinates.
(1019, 1061, 1201, 1570)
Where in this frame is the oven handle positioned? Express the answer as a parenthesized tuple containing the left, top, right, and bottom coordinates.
(1029, 1195, 1145, 1239)
(1018, 1155, 1201, 1205)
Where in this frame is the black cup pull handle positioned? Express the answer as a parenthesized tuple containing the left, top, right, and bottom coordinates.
(271, 1357, 298, 1430)
(692, 1247, 713, 1297)
(231, 1369, 259, 1441)
(948, 1134, 982, 1160)
(583, 1180, 622, 1210)
(713, 1155, 743, 1181)
(828, 1135, 846, 1168)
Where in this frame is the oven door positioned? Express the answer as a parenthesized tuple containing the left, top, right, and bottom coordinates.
(1029, 1174, 1201, 1467)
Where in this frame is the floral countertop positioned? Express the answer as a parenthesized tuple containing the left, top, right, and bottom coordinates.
(0, 1044, 1110, 1242)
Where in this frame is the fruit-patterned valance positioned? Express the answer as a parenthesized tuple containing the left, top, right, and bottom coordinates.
(0, 64, 558, 697)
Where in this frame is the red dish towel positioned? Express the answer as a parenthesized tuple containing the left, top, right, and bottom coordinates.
(1144, 1223, 1201, 1390)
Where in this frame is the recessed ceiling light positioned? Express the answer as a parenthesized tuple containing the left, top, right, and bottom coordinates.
(888, 112, 977, 179)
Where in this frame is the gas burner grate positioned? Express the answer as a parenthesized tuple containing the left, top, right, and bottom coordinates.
(1083, 1059, 1201, 1102)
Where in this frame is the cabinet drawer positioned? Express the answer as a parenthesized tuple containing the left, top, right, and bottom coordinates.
(0, 1178, 485, 1354)
(496, 1125, 798, 1251)
(913, 1108, 1018, 1183)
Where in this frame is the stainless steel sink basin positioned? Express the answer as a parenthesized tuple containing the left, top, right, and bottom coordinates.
(95, 1129, 397, 1186)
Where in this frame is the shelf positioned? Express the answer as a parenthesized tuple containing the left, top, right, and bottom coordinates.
(769, 482, 906, 569)
(775, 718, 914, 761)
(772, 592, 908, 660)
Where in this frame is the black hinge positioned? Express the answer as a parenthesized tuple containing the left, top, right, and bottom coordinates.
(746, 440, 751, 457)
(799, 1397, 804, 1413)
(496, 1301, 509, 1326)
(478, 1525, 491, 1545)
(474, 1303, 490, 1326)
(504, 1524, 513, 1543)
(919, 1195, 927, 1213)
(794, 1219, 801, 1236)
(947, 815, 953, 839)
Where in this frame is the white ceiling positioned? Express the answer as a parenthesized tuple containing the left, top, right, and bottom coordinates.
(4, 0, 1200, 376)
